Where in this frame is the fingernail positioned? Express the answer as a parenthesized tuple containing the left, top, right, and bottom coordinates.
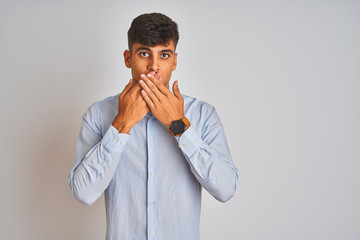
(141, 74, 146, 78)
(147, 73, 152, 78)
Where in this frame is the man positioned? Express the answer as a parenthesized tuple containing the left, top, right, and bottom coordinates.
(68, 12, 238, 240)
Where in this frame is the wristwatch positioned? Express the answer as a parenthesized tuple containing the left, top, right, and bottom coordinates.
(169, 117, 190, 136)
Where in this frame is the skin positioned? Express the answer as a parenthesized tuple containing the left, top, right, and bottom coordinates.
(112, 41, 185, 134)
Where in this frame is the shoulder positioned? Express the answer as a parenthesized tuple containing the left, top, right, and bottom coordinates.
(83, 94, 119, 122)
(182, 94, 217, 116)
(182, 95, 223, 139)
(182, 94, 220, 128)
(93, 94, 119, 108)
(86, 94, 119, 114)
(82, 94, 120, 136)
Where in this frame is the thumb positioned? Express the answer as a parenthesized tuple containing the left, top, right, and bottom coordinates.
(172, 80, 182, 99)
(121, 79, 133, 97)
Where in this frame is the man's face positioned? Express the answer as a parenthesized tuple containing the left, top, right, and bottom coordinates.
(123, 41, 177, 88)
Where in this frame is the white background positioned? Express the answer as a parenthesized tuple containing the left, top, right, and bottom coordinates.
(1, 0, 359, 239)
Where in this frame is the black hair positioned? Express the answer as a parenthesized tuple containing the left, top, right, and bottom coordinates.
(128, 13, 179, 51)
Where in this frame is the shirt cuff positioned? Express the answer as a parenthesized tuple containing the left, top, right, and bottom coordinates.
(101, 125, 130, 153)
(177, 126, 203, 158)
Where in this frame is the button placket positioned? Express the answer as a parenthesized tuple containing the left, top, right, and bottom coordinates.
(147, 117, 158, 239)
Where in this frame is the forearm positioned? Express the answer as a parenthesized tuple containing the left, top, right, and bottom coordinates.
(69, 86, 147, 205)
(68, 125, 129, 205)
(178, 126, 239, 202)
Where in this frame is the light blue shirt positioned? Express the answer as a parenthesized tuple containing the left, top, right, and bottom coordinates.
(68, 94, 238, 240)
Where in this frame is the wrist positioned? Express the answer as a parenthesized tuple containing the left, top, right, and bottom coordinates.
(166, 115, 185, 128)
(112, 116, 134, 134)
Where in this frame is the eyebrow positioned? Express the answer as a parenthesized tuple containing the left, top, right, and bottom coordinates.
(160, 49, 174, 54)
(135, 47, 174, 55)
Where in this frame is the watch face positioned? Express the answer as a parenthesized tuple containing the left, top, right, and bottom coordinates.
(170, 120, 185, 135)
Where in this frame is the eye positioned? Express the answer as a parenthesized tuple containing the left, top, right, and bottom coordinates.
(161, 53, 170, 59)
(140, 52, 149, 57)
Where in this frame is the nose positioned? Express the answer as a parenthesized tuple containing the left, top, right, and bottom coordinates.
(148, 57, 159, 72)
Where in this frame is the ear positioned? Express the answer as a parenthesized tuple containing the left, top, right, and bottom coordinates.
(172, 52, 177, 71)
(124, 50, 131, 68)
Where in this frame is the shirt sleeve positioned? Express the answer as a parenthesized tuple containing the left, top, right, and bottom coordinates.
(67, 103, 129, 205)
(177, 108, 239, 202)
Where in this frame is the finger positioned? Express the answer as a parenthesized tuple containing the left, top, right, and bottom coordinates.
(139, 79, 160, 104)
(155, 72, 164, 83)
(155, 72, 161, 81)
(130, 82, 142, 92)
(141, 89, 155, 109)
(149, 73, 167, 93)
(120, 79, 133, 97)
(172, 80, 182, 99)
(145, 73, 169, 96)
(141, 74, 165, 100)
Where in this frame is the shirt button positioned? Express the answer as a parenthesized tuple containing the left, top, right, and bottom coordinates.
(120, 141, 124, 145)
(100, 161, 104, 166)
(112, 138, 117, 143)
(151, 201, 155, 206)
(150, 171, 154, 177)
(198, 167, 201, 171)
(150, 143, 154, 148)
(151, 231, 155, 235)
(183, 143, 187, 147)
